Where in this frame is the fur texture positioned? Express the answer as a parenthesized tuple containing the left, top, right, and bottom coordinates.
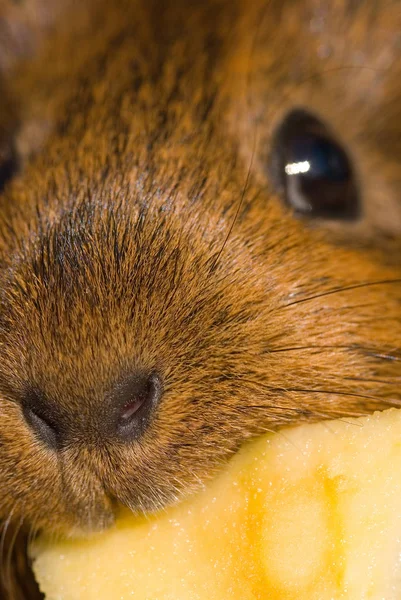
(0, 0, 400, 597)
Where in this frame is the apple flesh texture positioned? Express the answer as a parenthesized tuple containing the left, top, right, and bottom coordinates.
(32, 408, 401, 600)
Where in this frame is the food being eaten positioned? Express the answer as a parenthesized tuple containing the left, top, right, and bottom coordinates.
(32, 408, 401, 600)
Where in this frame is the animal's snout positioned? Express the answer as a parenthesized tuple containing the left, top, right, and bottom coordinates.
(22, 372, 163, 449)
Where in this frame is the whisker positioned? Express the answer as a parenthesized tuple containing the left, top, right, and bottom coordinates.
(268, 346, 401, 362)
(259, 427, 305, 452)
(0, 507, 14, 587)
(370, 352, 401, 362)
(27, 517, 40, 550)
(237, 379, 396, 404)
(235, 403, 307, 413)
(209, 3, 273, 273)
(343, 376, 401, 384)
(271, 386, 401, 406)
(267, 344, 365, 354)
(282, 279, 401, 308)
(237, 403, 368, 422)
(5, 516, 23, 595)
(312, 413, 364, 427)
(209, 148, 254, 273)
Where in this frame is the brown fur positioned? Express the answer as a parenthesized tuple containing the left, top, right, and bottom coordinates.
(0, 0, 400, 597)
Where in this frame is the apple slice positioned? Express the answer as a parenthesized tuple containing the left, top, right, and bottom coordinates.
(32, 408, 401, 600)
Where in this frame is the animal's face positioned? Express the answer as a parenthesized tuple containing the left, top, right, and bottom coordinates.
(0, 0, 399, 536)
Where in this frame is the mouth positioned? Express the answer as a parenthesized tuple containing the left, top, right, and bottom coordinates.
(74, 497, 120, 538)
(39, 493, 119, 539)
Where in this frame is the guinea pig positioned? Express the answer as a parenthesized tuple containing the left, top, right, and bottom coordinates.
(0, 0, 400, 597)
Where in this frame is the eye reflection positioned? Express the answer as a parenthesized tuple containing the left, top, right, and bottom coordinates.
(271, 110, 360, 221)
(285, 161, 311, 176)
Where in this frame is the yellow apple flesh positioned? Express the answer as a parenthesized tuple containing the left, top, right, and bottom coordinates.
(32, 408, 401, 599)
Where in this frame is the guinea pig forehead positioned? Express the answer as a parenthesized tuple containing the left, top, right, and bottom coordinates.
(226, 0, 401, 121)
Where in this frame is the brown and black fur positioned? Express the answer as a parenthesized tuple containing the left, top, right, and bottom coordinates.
(0, 0, 400, 597)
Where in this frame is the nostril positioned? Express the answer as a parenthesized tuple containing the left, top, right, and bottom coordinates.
(113, 372, 163, 441)
(119, 398, 146, 423)
(23, 397, 60, 450)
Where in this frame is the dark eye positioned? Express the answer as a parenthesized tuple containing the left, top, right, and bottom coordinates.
(271, 110, 359, 220)
(0, 142, 18, 193)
